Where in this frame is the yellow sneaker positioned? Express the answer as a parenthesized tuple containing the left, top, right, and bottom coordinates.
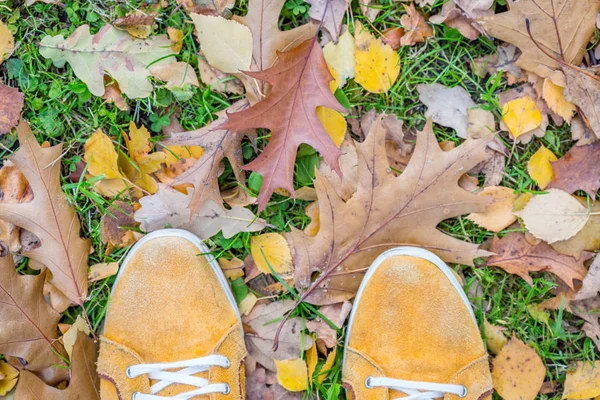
(342, 247, 493, 400)
(97, 230, 246, 400)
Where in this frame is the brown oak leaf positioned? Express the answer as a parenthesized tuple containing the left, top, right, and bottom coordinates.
(222, 40, 346, 210)
(563, 67, 600, 141)
(0, 254, 67, 372)
(400, 3, 434, 46)
(548, 141, 600, 197)
(0, 122, 91, 303)
(15, 331, 100, 399)
(0, 83, 24, 135)
(478, 0, 600, 84)
(285, 116, 493, 305)
(487, 232, 590, 289)
(165, 100, 257, 216)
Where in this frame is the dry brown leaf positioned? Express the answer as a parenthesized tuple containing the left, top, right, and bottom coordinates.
(471, 44, 524, 85)
(306, 301, 351, 351)
(574, 256, 600, 301)
(466, 186, 518, 232)
(164, 101, 256, 217)
(572, 296, 600, 351)
(0, 122, 91, 303)
(563, 66, 600, 141)
(0, 254, 68, 372)
(15, 331, 99, 399)
(197, 57, 244, 95)
(100, 201, 137, 254)
(101, 79, 129, 111)
(0, 164, 33, 254)
(400, 3, 434, 46)
(417, 83, 475, 139)
(478, 0, 600, 85)
(218, 257, 245, 280)
(487, 232, 589, 289)
(491, 335, 545, 400)
(88, 262, 119, 283)
(305, 0, 348, 41)
(246, 366, 303, 400)
(429, 2, 481, 40)
(552, 198, 600, 259)
(0, 83, 24, 135)
(547, 141, 600, 197)
(177, 0, 234, 16)
(286, 117, 493, 305)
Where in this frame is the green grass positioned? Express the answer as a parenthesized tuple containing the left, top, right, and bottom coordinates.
(0, 0, 597, 398)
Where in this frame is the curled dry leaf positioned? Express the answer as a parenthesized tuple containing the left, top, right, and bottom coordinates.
(491, 335, 545, 400)
(100, 201, 137, 254)
(487, 232, 589, 289)
(466, 186, 518, 232)
(417, 83, 475, 138)
(222, 40, 346, 210)
(0, 122, 91, 303)
(251, 233, 294, 278)
(399, 3, 434, 46)
(429, 2, 480, 40)
(0, 83, 24, 135)
(286, 117, 493, 305)
(177, 0, 234, 15)
(514, 189, 589, 244)
(548, 141, 600, 197)
(197, 57, 244, 95)
(471, 44, 524, 85)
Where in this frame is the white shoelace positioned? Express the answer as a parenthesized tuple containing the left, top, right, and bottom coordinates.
(365, 376, 468, 400)
(126, 355, 231, 399)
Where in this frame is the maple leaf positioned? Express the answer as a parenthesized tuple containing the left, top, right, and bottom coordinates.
(548, 140, 600, 197)
(0, 255, 67, 372)
(222, 40, 347, 210)
(15, 331, 100, 399)
(164, 100, 256, 216)
(285, 116, 493, 305)
(486, 232, 589, 289)
(0, 122, 91, 303)
(478, 0, 600, 83)
(0, 83, 24, 135)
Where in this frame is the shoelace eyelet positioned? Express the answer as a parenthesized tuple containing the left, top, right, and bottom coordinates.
(459, 386, 468, 398)
(132, 391, 140, 400)
(223, 384, 231, 395)
(224, 358, 231, 369)
(126, 367, 134, 378)
(364, 376, 374, 389)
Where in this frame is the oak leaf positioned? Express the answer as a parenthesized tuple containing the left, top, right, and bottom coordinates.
(0, 83, 24, 135)
(0, 254, 67, 372)
(0, 122, 91, 303)
(222, 39, 346, 210)
(0, 164, 33, 254)
(548, 141, 600, 197)
(486, 232, 588, 289)
(478, 0, 600, 84)
(164, 101, 256, 216)
(15, 331, 100, 400)
(100, 201, 137, 254)
(286, 117, 493, 305)
(563, 67, 600, 141)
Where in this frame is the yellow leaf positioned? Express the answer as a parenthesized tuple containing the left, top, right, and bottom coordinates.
(94, 178, 130, 198)
(163, 145, 205, 167)
(62, 315, 90, 360)
(274, 358, 309, 392)
(542, 79, 576, 122)
(137, 152, 166, 175)
(238, 292, 258, 316)
(502, 97, 542, 139)
(0, 20, 14, 65)
(318, 347, 337, 384)
(167, 27, 184, 53)
(84, 129, 125, 180)
(354, 21, 400, 94)
(483, 318, 507, 355)
(527, 145, 557, 189)
(303, 201, 320, 236)
(317, 107, 346, 147)
(119, 155, 158, 196)
(466, 186, 518, 232)
(306, 343, 318, 384)
(218, 257, 245, 280)
(323, 30, 355, 89)
(0, 360, 18, 396)
(125, 25, 152, 39)
(251, 233, 294, 277)
(563, 361, 600, 399)
(124, 121, 152, 160)
(492, 336, 546, 400)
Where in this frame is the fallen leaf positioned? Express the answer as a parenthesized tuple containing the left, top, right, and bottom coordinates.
(191, 14, 253, 74)
(167, 27, 184, 52)
(0, 83, 24, 135)
(0, 20, 14, 64)
(483, 319, 507, 355)
(0, 122, 91, 303)
(303, 202, 320, 237)
(39, 25, 179, 98)
(62, 315, 90, 360)
(243, 300, 313, 372)
(466, 186, 518, 232)
(222, 40, 346, 210)
(218, 257, 245, 280)
(100, 201, 137, 254)
(135, 184, 266, 239)
(306, 343, 318, 383)
(491, 335, 545, 400)
(467, 108, 496, 139)
(88, 262, 119, 283)
(317, 347, 337, 384)
(306, 0, 348, 41)
(113, 8, 157, 39)
(323, 30, 355, 89)
(15, 331, 100, 399)
(562, 360, 600, 399)
(429, 2, 480, 40)
(0, 164, 33, 254)
(527, 145, 557, 189)
(246, 366, 303, 400)
(101, 79, 129, 111)
(286, 117, 493, 305)
(354, 21, 400, 94)
(156, 144, 204, 184)
(359, 0, 380, 22)
(417, 83, 476, 138)
(478, 0, 600, 84)
(514, 189, 589, 244)
(0, 360, 18, 396)
(197, 57, 244, 95)
(165, 101, 256, 216)
(542, 79, 576, 122)
(574, 256, 600, 301)
(502, 97, 542, 140)
(251, 233, 294, 278)
(123, 122, 165, 174)
(274, 358, 308, 391)
(527, 303, 550, 326)
(471, 44, 524, 85)
(177, 0, 233, 15)
(572, 297, 600, 351)
(400, 3, 434, 46)
(563, 67, 600, 141)
(547, 141, 600, 197)
(84, 129, 130, 197)
(239, 292, 258, 316)
(0, 255, 67, 372)
(149, 61, 199, 92)
(487, 232, 588, 289)
(306, 301, 351, 350)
